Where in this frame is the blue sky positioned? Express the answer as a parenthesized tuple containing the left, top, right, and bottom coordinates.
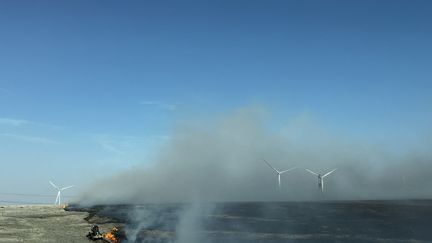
(0, 1, 431, 201)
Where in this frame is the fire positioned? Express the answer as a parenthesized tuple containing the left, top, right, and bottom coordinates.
(103, 227, 120, 243)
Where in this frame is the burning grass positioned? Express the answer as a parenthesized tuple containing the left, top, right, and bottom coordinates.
(103, 227, 121, 243)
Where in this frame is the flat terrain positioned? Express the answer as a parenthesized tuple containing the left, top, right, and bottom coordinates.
(2, 201, 432, 242)
(0, 205, 111, 243)
(73, 200, 432, 243)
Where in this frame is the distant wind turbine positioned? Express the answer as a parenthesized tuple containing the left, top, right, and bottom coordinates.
(263, 159, 297, 188)
(305, 169, 337, 192)
(49, 181, 74, 205)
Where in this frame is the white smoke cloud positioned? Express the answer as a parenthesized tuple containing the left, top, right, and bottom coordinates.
(77, 106, 432, 205)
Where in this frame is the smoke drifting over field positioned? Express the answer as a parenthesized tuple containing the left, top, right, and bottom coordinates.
(78, 107, 432, 205)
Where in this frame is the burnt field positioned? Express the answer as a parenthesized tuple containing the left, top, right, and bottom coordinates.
(68, 200, 432, 243)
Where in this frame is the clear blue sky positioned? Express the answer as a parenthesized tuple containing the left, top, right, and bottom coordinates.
(0, 1, 431, 201)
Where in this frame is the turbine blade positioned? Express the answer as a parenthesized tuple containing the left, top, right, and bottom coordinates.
(280, 167, 297, 174)
(263, 159, 280, 173)
(55, 191, 60, 204)
(305, 169, 319, 176)
(49, 181, 59, 190)
(61, 185, 74, 190)
(323, 168, 337, 178)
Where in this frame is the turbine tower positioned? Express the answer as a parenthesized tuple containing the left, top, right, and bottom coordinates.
(49, 181, 74, 205)
(305, 168, 337, 192)
(263, 159, 296, 188)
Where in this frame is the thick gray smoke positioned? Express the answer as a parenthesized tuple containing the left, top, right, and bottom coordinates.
(78, 107, 432, 205)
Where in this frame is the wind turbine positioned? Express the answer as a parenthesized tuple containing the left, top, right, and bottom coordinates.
(49, 181, 74, 205)
(263, 159, 296, 188)
(305, 168, 337, 192)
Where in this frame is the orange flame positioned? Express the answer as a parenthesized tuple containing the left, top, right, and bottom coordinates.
(103, 227, 120, 243)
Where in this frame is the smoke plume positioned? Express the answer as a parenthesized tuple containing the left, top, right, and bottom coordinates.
(78, 107, 432, 205)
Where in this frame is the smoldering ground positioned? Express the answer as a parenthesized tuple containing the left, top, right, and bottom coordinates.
(88, 203, 215, 243)
(76, 107, 432, 242)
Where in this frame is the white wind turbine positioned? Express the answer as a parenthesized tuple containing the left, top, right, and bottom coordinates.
(49, 181, 74, 205)
(305, 168, 337, 193)
(263, 159, 297, 188)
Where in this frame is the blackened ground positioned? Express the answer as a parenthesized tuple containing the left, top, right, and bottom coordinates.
(68, 200, 432, 243)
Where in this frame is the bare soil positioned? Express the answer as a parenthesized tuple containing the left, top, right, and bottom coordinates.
(0, 205, 114, 243)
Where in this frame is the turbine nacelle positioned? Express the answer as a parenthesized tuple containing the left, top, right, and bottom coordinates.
(305, 168, 337, 192)
(263, 159, 297, 188)
(49, 181, 74, 205)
